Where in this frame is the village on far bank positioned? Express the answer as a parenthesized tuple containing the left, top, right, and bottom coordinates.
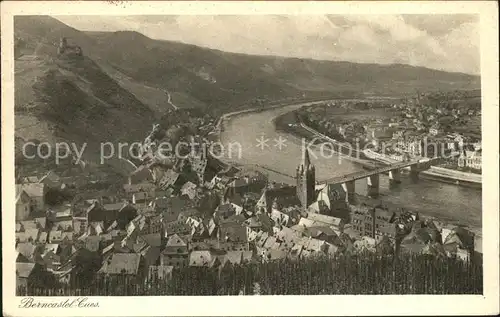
(296, 90, 482, 173)
(15, 102, 478, 292)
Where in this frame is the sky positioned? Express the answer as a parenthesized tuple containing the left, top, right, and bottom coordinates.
(55, 15, 480, 75)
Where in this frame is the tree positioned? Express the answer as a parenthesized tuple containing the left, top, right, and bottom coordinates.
(71, 249, 103, 288)
(44, 188, 73, 206)
(28, 265, 60, 289)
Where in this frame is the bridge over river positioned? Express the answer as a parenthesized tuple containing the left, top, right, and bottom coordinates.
(254, 153, 443, 202)
(320, 157, 443, 202)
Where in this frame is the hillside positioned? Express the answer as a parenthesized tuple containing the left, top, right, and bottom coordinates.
(15, 53, 155, 170)
(14, 15, 481, 172)
(89, 31, 480, 109)
(88, 31, 301, 112)
(15, 16, 480, 113)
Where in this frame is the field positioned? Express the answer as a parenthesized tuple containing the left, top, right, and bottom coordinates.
(18, 252, 483, 296)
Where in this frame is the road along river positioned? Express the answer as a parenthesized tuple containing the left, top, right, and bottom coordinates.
(219, 102, 482, 252)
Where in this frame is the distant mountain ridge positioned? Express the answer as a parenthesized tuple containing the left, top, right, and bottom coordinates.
(15, 16, 480, 110)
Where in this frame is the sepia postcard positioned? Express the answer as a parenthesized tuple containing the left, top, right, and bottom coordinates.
(2, 1, 499, 316)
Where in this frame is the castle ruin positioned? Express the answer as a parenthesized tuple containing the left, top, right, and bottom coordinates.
(57, 37, 83, 58)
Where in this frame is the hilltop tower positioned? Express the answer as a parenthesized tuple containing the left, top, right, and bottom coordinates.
(57, 37, 83, 58)
(57, 37, 67, 55)
(296, 147, 315, 209)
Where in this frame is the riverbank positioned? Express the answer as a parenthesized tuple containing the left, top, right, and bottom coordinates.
(217, 98, 332, 133)
(363, 149, 482, 187)
(274, 110, 373, 164)
(274, 107, 482, 252)
(218, 100, 482, 254)
(215, 98, 341, 178)
(275, 108, 482, 187)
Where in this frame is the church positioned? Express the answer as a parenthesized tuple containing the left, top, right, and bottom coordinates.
(255, 147, 350, 221)
(296, 147, 316, 209)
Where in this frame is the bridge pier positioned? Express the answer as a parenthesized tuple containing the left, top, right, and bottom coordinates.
(367, 174, 380, 198)
(410, 165, 420, 182)
(341, 180, 356, 205)
(389, 168, 401, 185)
(324, 158, 443, 199)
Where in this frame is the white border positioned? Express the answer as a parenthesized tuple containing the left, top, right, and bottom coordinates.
(2, 1, 499, 316)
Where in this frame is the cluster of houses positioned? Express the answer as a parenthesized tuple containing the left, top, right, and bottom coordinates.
(15, 125, 476, 290)
(348, 201, 475, 259)
(298, 95, 482, 171)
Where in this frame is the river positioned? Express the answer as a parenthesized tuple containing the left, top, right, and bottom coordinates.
(219, 103, 482, 251)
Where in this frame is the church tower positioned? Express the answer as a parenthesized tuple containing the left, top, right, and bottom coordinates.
(296, 147, 315, 209)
